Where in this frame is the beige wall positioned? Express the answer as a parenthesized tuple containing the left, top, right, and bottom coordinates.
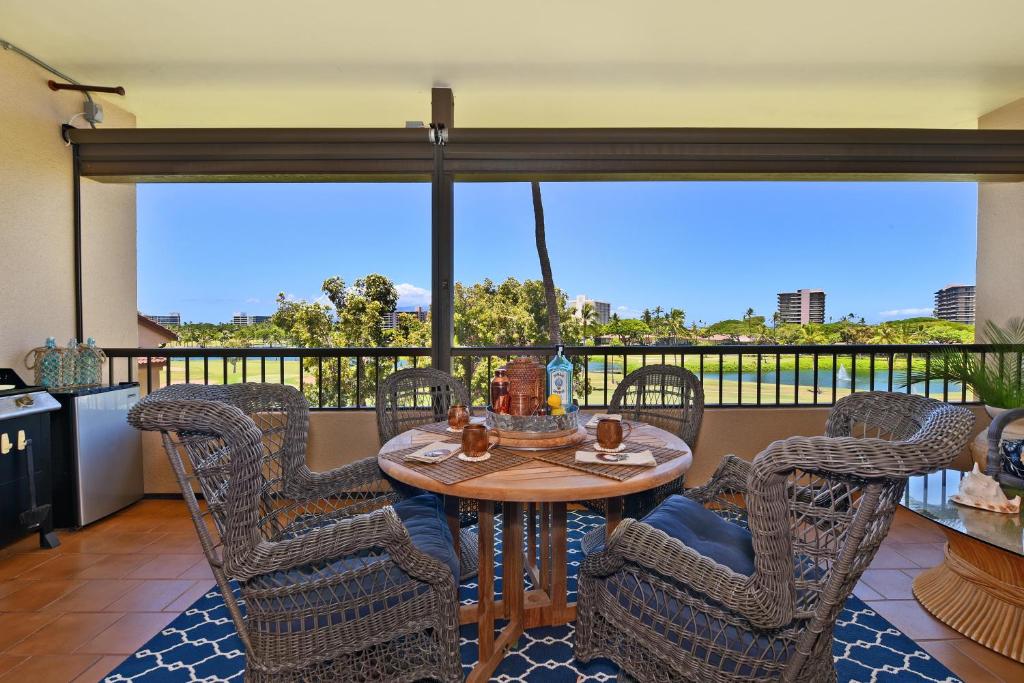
(0, 49, 136, 378)
(141, 405, 987, 493)
(976, 97, 1024, 335)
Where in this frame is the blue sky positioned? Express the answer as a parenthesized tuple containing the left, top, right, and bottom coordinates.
(137, 181, 978, 325)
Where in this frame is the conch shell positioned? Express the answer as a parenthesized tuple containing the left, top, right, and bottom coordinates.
(950, 463, 1022, 514)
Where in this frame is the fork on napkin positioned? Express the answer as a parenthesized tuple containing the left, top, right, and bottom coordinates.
(404, 441, 461, 463)
(575, 449, 656, 466)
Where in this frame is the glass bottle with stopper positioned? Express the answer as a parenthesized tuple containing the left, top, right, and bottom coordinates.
(546, 344, 573, 412)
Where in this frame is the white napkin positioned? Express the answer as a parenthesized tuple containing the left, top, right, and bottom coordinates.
(404, 441, 460, 463)
(575, 449, 656, 467)
(585, 413, 622, 428)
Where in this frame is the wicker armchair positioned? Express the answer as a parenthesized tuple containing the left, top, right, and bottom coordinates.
(581, 365, 704, 552)
(376, 367, 479, 578)
(129, 383, 461, 683)
(575, 392, 974, 682)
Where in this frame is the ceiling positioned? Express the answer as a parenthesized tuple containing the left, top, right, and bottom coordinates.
(3, 0, 1024, 129)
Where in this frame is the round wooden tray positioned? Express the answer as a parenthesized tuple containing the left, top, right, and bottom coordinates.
(492, 426, 588, 450)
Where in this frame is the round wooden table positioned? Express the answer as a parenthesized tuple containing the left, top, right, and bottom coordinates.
(378, 419, 691, 683)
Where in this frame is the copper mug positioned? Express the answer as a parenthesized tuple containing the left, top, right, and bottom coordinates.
(448, 404, 470, 430)
(509, 393, 540, 417)
(461, 423, 492, 457)
(596, 418, 632, 450)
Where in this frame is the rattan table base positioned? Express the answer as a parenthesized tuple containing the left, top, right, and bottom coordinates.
(913, 531, 1024, 663)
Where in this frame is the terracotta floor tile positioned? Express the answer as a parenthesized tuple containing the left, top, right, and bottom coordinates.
(0, 551, 60, 580)
(0, 579, 32, 599)
(865, 599, 962, 641)
(74, 554, 153, 580)
(852, 580, 883, 601)
(886, 542, 947, 568)
(0, 612, 60, 652)
(126, 554, 205, 579)
(57, 532, 166, 556)
(949, 638, 1024, 682)
(103, 579, 195, 612)
(163, 580, 215, 612)
(7, 612, 124, 656)
(75, 612, 177, 655)
(41, 579, 143, 612)
(916, 639, 1002, 683)
(860, 569, 917, 599)
(865, 546, 920, 570)
(0, 579, 84, 611)
(73, 655, 125, 683)
(28, 553, 108, 580)
(0, 656, 26, 676)
(0, 654, 101, 683)
(151, 533, 202, 554)
(177, 557, 214, 580)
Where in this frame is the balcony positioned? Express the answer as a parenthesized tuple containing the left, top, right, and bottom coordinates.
(4, 3, 1024, 681)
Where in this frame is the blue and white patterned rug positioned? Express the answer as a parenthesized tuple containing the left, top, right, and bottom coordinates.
(105, 512, 959, 682)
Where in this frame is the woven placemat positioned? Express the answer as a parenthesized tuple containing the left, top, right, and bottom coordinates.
(414, 421, 469, 438)
(508, 439, 687, 481)
(380, 442, 533, 486)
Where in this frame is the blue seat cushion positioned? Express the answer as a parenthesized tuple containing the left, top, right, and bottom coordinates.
(599, 496, 789, 677)
(588, 494, 756, 576)
(247, 494, 457, 633)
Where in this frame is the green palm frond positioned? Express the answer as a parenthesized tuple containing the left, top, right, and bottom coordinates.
(906, 317, 1024, 408)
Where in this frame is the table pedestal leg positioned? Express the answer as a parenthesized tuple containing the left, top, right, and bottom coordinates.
(606, 495, 623, 539)
(467, 501, 525, 683)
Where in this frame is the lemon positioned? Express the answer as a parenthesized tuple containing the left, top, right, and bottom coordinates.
(547, 393, 562, 408)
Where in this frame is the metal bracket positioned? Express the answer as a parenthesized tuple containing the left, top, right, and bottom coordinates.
(428, 123, 448, 146)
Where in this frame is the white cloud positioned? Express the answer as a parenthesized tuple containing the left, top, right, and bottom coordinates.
(244, 297, 261, 304)
(878, 307, 933, 318)
(396, 283, 431, 307)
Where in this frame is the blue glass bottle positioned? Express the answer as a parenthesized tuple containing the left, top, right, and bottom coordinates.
(546, 344, 573, 407)
(39, 337, 61, 387)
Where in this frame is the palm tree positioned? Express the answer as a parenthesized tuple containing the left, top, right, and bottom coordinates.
(580, 302, 597, 343)
(743, 307, 756, 334)
(531, 181, 560, 344)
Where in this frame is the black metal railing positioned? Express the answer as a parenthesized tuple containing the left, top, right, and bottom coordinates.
(103, 343, 1023, 411)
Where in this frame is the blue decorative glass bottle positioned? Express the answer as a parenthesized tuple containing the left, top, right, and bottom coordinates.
(546, 344, 573, 407)
(39, 337, 62, 387)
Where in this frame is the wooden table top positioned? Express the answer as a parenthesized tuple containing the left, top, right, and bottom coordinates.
(378, 418, 692, 503)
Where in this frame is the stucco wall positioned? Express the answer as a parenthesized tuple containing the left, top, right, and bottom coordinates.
(0, 49, 136, 378)
(140, 404, 986, 494)
(976, 97, 1024, 334)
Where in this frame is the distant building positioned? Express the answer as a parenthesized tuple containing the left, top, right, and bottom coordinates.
(777, 289, 826, 325)
(232, 312, 272, 326)
(382, 306, 429, 330)
(572, 294, 611, 325)
(933, 284, 975, 324)
(143, 312, 181, 327)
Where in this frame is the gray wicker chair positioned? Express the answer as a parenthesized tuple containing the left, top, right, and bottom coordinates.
(575, 392, 974, 682)
(129, 383, 461, 683)
(376, 367, 479, 579)
(581, 365, 704, 553)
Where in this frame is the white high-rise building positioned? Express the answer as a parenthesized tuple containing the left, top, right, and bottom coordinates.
(933, 284, 975, 324)
(572, 294, 611, 325)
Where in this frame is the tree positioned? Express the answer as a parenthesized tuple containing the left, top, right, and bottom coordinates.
(642, 308, 652, 326)
(743, 307, 756, 335)
(615, 319, 651, 345)
(580, 302, 597, 344)
(532, 181, 561, 345)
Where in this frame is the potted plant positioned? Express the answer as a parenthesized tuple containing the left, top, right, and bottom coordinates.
(909, 318, 1024, 436)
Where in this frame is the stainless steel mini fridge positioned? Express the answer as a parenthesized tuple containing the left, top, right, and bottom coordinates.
(50, 384, 143, 527)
